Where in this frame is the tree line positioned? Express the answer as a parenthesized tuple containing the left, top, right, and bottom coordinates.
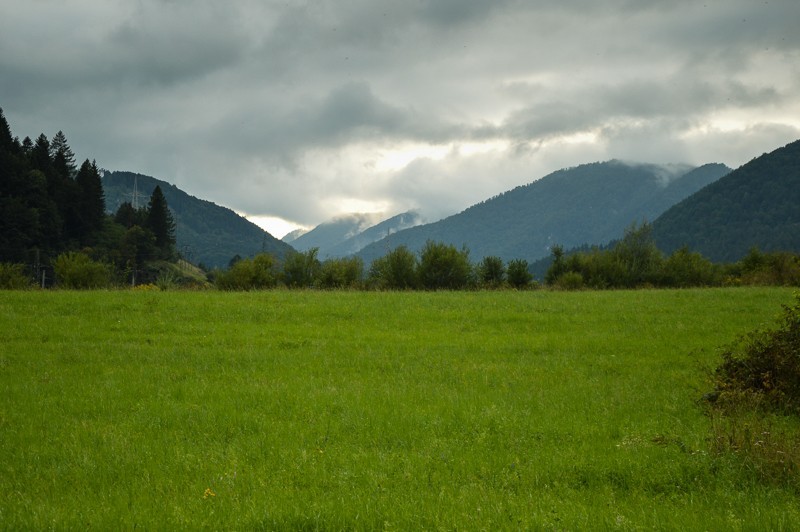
(545, 222, 800, 289)
(0, 108, 176, 287)
(213, 240, 535, 291)
(209, 225, 799, 291)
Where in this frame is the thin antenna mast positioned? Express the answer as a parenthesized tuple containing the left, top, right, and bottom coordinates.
(124, 176, 147, 209)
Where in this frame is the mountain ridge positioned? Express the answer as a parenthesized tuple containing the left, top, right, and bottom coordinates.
(290, 211, 424, 258)
(356, 160, 731, 264)
(102, 171, 294, 269)
(651, 139, 800, 262)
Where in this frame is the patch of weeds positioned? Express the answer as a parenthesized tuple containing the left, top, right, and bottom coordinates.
(707, 410, 800, 487)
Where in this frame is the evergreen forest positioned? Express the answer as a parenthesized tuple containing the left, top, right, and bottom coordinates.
(0, 108, 178, 286)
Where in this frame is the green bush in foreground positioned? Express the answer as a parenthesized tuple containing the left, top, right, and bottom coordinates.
(706, 292, 800, 485)
(711, 292, 800, 414)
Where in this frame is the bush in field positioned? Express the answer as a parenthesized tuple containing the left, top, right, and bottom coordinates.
(477, 256, 505, 288)
(367, 246, 419, 290)
(554, 271, 584, 290)
(710, 293, 800, 414)
(283, 248, 321, 288)
(215, 253, 279, 290)
(53, 252, 111, 289)
(706, 293, 800, 485)
(0, 262, 30, 289)
(659, 246, 721, 287)
(731, 248, 800, 286)
(507, 258, 533, 289)
(155, 270, 179, 291)
(317, 257, 364, 289)
(417, 240, 473, 290)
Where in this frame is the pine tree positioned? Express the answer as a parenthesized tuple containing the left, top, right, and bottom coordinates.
(21, 136, 33, 155)
(75, 159, 106, 239)
(50, 130, 76, 179)
(30, 134, 51, 173)
(146, 185, 176, 258)
(0, 108, 13, 152)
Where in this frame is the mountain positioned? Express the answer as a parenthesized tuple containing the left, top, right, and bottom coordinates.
(290, 211, 423, 258)
(651, 139, 800, 262)
(325, 211, 423, 258)
(357, 161, 730, 265)
(281, 228, 308, 243)
(102, 171, 294, 269)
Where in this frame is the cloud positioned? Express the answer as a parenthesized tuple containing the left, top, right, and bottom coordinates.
(1, 0, 798, 235)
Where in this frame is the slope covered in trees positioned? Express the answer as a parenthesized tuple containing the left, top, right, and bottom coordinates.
(357, 161, 730, 264)
(651, 139, 800, 262)
(102, 172, 295, 269)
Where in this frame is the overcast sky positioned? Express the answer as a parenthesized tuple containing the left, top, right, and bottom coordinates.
(2, 0, 798, 237)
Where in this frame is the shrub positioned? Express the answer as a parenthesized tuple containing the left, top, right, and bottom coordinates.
(659, 246, 720, 287)
(367, 246, 419, 290)
(544, 246, 566, 286)
(317, 257, 364, 289)
(737, 249, 800, 286)
(53, 252, 111, 289)
(155, 270, 179, 291)
(710, 293, 800, 415)
(418, 241, 473, 290)
(507, 258, 533, 289)
(0, 262, 31, 289)
(554, 271, 584, 290)
(216, 253, 279, 290)
(477, 256, 505, 288)
(705, 293, 800, 486)
(282, 249, 321, 288)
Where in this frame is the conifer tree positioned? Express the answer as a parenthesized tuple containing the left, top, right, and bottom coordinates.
(21, 136, 33, 155)
(50, 130, 77, 179)
(146, 185, 176, 258)
(0, 108, 13, 151)
(30, 134, 51, 173)
(75, 159, 106, 238)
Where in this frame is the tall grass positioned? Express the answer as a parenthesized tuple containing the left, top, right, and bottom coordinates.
(0, 288, 797, 529)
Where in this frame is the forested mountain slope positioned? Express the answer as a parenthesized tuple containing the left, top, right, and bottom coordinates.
(357, 161, 730, 264)
(652, 139, 800, 262)
(103, 171, 294, 269)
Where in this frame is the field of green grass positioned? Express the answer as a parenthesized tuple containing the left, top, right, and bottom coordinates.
(1, 288, 798, 529)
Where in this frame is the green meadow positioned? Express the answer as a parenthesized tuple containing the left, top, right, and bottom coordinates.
(1, 288, 798, 529)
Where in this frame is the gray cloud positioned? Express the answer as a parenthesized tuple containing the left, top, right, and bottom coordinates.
(1, 0, 798, 234)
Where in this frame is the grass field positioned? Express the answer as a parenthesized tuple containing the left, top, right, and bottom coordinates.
(1, 287, 798, 529)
